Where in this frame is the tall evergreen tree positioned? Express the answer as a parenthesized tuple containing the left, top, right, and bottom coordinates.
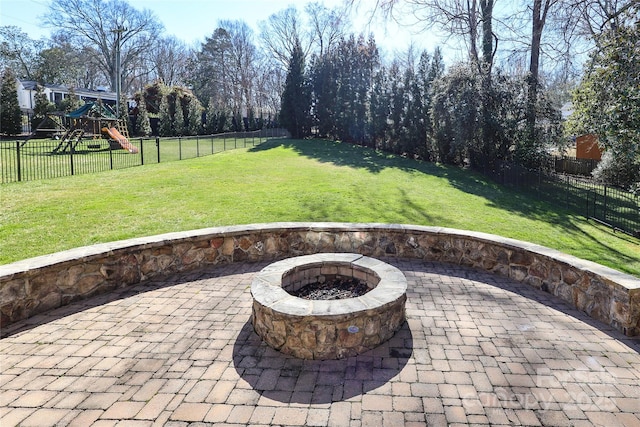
(0, 69, 22, 135)
(218, 108, 231, 133)
(414, 49, 443, 160)
(431, 64, 479, 165)
(117, 94, 129, 121)
(186, 98, 203, 136)
(349, 35, 378, 144)
(403, 65, 423, 157)
(174, 96, 185, 136)
(387, 61, 406, 153)
(59, 86, 83, 114)
(205, 99, 217, 134)
(310, 35, 378, 143)
(247, 108, 257, 131)
(30, 84, 54, 132)
(135, 95, 152, 136)
(118, 93, 131, 134)
(158, 94, 172, 136)
(280, 40, 310, 139)
(310, 54, 337, 138)
(232, 109, 243, 132)
(369, 67, 390, 148)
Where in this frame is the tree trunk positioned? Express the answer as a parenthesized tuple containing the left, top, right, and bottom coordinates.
(527, 0, 552, 153)
(479, 0, 495, 168)
(480, 0, 494, 72)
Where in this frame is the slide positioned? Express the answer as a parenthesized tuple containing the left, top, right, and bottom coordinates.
(103, 127, 139, 153)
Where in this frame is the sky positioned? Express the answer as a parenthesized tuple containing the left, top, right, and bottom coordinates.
(0, 0, 448, 58)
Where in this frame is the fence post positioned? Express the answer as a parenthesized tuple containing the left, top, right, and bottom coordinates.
(179, 137, 182, 160)
(586, 190, 591, 219)
(15, 141, 22, 182)
(565, 174, 569, 210)
(604, 186, 608, 222)
(109, 144, 114, 170)
(139, 138, 144, 165)
(69, 145, 75, 176)
(156, 137, 160, 163)
(196, 136, 200, 157)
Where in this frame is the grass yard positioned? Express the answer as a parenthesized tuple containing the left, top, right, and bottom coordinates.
(1, 138, 638, 276)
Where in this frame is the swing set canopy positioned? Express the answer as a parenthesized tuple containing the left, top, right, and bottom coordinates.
(65, 102, 117, 120)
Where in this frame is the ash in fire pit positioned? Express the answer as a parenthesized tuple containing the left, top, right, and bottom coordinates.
(290, 276, 371, 300)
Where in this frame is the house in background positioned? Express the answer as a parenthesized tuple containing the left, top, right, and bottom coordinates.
(17, 80, 117, 114)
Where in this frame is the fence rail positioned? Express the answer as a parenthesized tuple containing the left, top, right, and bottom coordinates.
(553, 156, 599, 177)
(483, 163, 639, 238)
(1, 129, 289, 184)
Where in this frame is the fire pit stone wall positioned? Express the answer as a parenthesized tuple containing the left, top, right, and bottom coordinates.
(251, 253, 407, 359)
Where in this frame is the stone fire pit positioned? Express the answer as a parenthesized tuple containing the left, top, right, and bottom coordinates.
(251, 253, 407, 359)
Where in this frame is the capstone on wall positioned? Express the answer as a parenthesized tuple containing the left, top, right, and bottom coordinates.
(1, 223, 638, 336)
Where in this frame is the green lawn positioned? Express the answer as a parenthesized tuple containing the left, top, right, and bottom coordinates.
(1, 138, 638, 276)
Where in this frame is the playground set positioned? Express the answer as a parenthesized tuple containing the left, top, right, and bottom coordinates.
(26, 102, 137, 154)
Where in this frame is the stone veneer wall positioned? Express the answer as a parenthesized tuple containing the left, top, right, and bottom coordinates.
(1, 223, 638, 336)
(251, 254, 408, 359)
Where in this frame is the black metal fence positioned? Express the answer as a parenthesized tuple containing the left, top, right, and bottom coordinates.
(553, 156, 599, 177)
(0, 128, 289, 184)
(484, 162, 639, 238)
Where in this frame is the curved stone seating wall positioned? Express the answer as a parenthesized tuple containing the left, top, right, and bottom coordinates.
(1, 223, 638, 336)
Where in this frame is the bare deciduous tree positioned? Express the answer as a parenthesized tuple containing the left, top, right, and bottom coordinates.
(567, 0, 639, 41)
(259, 6, 310, 69)
(46, 32, 108, 89)
(45, 0, 163, 93)
(194, 20, 258, 118)
(525, 0, 558, 145)
(225, 20, 258, 115)
(305, 2, 349, 57)
(368, 0, 496, 72)
(150, 36, 191, 87)
(0, 26, 43, 80)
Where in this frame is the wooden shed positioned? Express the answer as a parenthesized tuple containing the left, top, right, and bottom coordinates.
(576, 134, 602, 160)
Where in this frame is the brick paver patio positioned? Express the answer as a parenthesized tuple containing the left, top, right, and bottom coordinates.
(1, 259, 639, 426)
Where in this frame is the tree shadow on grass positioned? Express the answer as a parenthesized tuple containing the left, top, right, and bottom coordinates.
(250, 139, 555, 222)
(232, 320, 413, 404)
(250, 138, 411, 174)
(251, 139, 639, 274)
(293, 185, 446, 226)
(440, 167, 640, 272)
